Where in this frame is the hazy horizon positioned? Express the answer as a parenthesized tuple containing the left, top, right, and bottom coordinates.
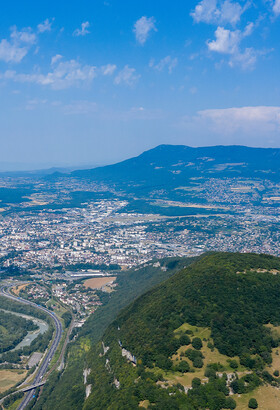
(1, 143, 280, 172)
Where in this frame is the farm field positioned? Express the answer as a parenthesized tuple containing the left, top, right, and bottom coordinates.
(84, 277, 116, 289)
(0, 369, 27, 393)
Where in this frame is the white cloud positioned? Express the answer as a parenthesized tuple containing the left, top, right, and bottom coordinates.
(133, 16, 157, 45)
(207, 23, 256, 69)
(197, 106, 280, 134)
(0, 40, 28, 63)
(149, 56, 178, 73)
(51, 54, 63, 65)
(37, 19, 53, 33)
(178, 106, 280, 145)
(191, 0, 246, 26)
(0, 26, 37, 63)
(186, 106, 280, 132)
(0, 59, 97, 89)
(273, 0, 280, 14)
(207, 26, 241, 53)
(73, 21, 90, 37)
(229, 47, 257, 69)
(10, 26, 37, 44)
(101, 64, 117, 75)
(114, 65, 140, 86)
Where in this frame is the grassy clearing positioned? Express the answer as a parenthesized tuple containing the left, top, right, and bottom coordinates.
(234, 385, 280, 410)
(151, 323, 246, 388)
(0, 369, 27, 393)
(265, 324, 280, 374)
(139, 400, 150, 408)
(174, 323, 245, 371)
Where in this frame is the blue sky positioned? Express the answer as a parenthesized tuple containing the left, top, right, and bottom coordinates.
(0, 0, 280, 169)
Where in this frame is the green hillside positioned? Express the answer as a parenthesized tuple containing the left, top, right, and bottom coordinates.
(33, 256, 195, 410)
(82, 253, 280, 409)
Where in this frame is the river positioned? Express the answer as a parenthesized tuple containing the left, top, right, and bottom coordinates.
(0, 309, 49, 351)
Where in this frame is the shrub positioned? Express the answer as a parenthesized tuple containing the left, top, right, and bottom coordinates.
(224, 397, 236, 409)
(176, 361, 190, 373)
(192, 337, 202, 350)
(248, 398, 258, 409)
(191, 377, 201, 389)
(228, 359, 238, 369)
(193, 356, 203, 368)
(179, 334, 191, 346)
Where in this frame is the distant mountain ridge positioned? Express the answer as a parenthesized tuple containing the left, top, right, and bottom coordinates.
(71, 145, 280, 189)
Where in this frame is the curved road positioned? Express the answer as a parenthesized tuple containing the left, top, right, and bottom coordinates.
(0, 284, 63, 409)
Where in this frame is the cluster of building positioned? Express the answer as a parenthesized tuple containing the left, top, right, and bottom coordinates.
(19, 283, 50, 302)
(52, 283, 102, 317)
(0, 177, 280, 273)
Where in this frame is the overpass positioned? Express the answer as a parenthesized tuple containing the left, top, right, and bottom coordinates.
(20, 381, 46, 393)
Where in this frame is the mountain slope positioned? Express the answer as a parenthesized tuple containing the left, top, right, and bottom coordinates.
(82, 252, 280, 409)
(72, 145, 280, 191)
(33, 256, 196, 410)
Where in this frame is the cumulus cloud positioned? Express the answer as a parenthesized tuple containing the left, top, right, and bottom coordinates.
(133, 16, 157, 45)
(207, 26, 240, 53)
(273, 0, 280, 15)
(0, 26, 37, 63)
(229, 47, 257, 69)
(10, 26, 37, 44)
(114, 65, 140, 86)
(0, 40, 28, 63)
(191, 0, 246, 26)
(179, 106, 280, 144)
(101, 64, 117, 75)
(149, 56, 178, 73)
(37, 19, 53, 33)
(207, 23, 256, 68)
(197, 106, 280, 137)
(0, 58, 97, 89)
(73, 21, 90, 37)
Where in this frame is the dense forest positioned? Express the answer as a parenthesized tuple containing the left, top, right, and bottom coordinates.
(32, 252, 280, 409)
(82, 252, 280, 409)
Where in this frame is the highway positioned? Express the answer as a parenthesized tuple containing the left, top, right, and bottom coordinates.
(0, 284, 63, 410)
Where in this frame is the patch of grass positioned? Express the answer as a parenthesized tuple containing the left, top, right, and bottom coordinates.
(139, 400, 150, 408)
(150, 323, 248, 388)
(234, 385, 280, 410)
(174, 322, 211, 340)
(0, 369, 27, 393)
(264, 324, 280, 375)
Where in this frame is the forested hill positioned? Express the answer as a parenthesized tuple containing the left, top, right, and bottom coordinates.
(71, 145, 280, 189)
(82, 252, 280, 409)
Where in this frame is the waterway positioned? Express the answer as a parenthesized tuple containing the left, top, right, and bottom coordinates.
(0, 309, 48, 351)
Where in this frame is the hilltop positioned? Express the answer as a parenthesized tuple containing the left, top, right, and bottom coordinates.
(71, 145, 280, 191)
(80, 253, 280, 409)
